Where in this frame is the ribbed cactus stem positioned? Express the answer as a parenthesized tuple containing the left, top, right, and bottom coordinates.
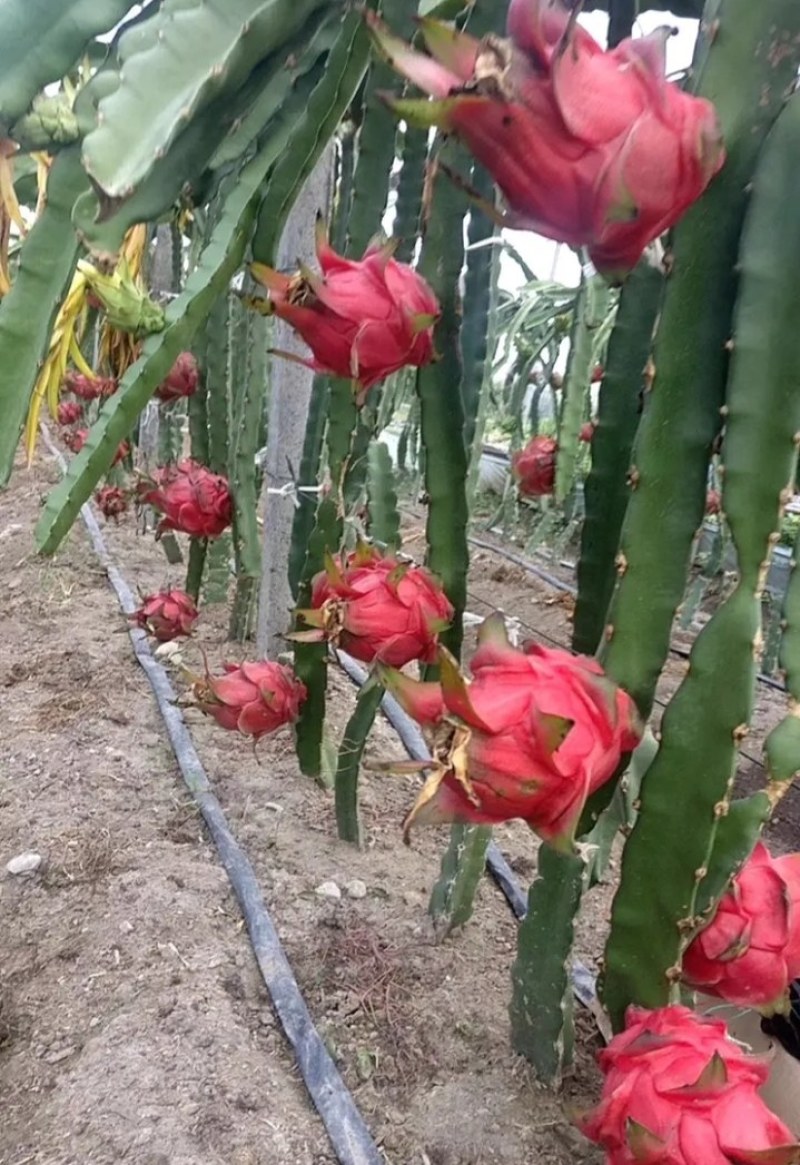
(509, 846, 586, 1084)
(392, 124, 427, 260)
(185, 536, 208, 603)
(603, 80, 800, 1028)
(428, 825, 492, 935)
(572, 261, 662, 655)
(334, 681, 384, 845)
(229, 305, 269, 641)
(415, 140, 469, 664)
(555, 271, 610, 504)
(600, 0, 800, 721)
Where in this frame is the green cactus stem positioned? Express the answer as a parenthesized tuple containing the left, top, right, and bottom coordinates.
(509, 846, 586, 1085)
(185, 536, 208, 604)
(344, 0, 416, 257)
(572, 262, 662, 655)
(0, 146, 86, 485)
(288, 375, 331, 600)
(334, 679, 385, 846)
(392, 124, 427, 261)
(250, 10, 371, 266)
(428, 824, 492, 936)
(229, 306, 269, 641)
(366, 441, 401, 551)
(555, 271, 611, 504)
(81, 0, 330, 201)
(603, 85, 800, 1028)
(36, 122, 287, 555)
(0, 0, 133, 133)
(600, 0, 800, 721)
(415, 139, 470, 664)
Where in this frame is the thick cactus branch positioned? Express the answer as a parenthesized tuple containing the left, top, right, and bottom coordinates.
(603, 84, 800, 1028)
(601, 0, 800, 721)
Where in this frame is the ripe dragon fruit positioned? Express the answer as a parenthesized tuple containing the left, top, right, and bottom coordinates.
(577, 1005, 800, 1164)
(369, 0, 725, 277)
(379, 613, 641, 849)
(94, 485, 129, 520)
(192, 661, 307, 741)
(138, 459, 232, 539)
(64, 371, 118, 400)
(682, 842, 800, 1013)
(130, 589, 199, 642)
(57, 400, 83, 426)
(251, 219, 440, 401)
(512, 435, 557, 497)
(155, 351, 200, 402)
(295, 544, 453, 668)
(64, 428, 130, 466)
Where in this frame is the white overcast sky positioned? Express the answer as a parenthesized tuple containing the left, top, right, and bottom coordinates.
(500, 12, 698, 290)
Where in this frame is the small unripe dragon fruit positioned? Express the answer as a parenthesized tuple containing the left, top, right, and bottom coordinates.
(64, 371, 118, 401)
(64, 428, 130, 465)
(155, 351, 200, 402)
(130, 589, 199, 642)
(57, 400, 83, 426)
(95, 485, 129, 520)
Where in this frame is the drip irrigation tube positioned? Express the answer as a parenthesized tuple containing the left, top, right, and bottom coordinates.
(467, 533, 789, 694)
(41, 428, 383, 1165)
(334, 649, 599, 1011)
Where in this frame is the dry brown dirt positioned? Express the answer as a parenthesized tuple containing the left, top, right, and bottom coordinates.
(2, 447, 796, 1165)
(1, 449, 609, 1165)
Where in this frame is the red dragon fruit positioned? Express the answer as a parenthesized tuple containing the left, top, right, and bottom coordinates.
(138, 459, 232, 539)
(95, 485, 129, 520)
(379, 614, 641, 849)
(130, 589, 199, 642)
(57, 400, 83, 426)
(296, 544, 453, 668)
(251, 220, 440, 401)
(369, 0, 724, 277)
(193, 661, 307, 741)
(155, 351, 200, 402)
(512, 435, 557, 497)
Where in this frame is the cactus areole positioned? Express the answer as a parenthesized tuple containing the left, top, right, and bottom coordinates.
(369, 0, 725, 276)
(379, 614, 641, 849)
(251, 218, 440, 401)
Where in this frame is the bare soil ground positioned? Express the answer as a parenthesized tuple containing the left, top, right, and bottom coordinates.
(2, 448, 796, 1165)
(1, 450, 608, 1165)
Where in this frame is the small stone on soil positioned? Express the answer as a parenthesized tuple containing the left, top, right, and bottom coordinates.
(344, 878, 367, 900)
(6, 851, 43, 876)
(315, 880, 342, 900)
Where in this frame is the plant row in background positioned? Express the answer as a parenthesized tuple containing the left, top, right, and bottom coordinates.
(3, 0, 800, 1161)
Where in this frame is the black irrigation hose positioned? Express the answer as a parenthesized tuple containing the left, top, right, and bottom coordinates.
(467, 534, 578, 597)
(42, 428, 383, 1165)
(334, 649, 599, 1010)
